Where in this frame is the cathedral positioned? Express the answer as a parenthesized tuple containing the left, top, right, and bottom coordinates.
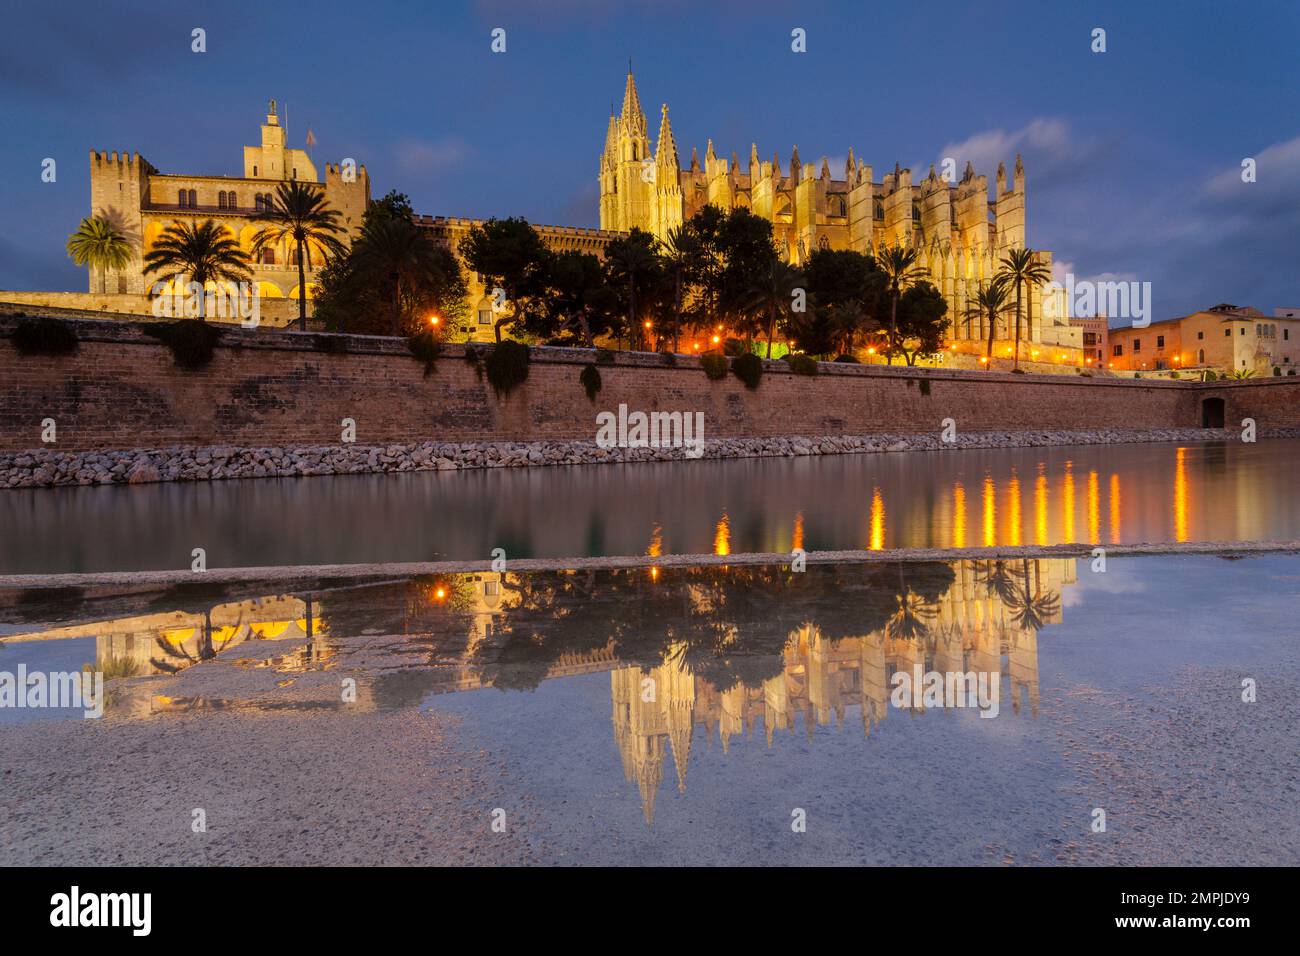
(599, 71, 1064, 352)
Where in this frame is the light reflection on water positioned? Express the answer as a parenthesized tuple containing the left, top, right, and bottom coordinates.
(1, 439, 1296, 573)
(4, 555, 1298, 862)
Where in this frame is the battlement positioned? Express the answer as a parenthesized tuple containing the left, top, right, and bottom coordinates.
(90, 150, 155, 174)
(415, 215, 621, 239)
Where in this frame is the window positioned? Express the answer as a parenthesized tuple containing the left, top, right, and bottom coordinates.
(218, 192, 227, 209)
(253, 165, 258, 176)
(477, 309, 492, 326)
(1286, 329, 1291, 341)
(818, 235, 829, 251)
(1197, 331, 1204, 340)
(1225, 328, 1232, 337)
(484, 581, 499, 597)
(260, 249, 275, 265)
(1156, 335, 1164, 348)
(1132, 339, 1141, 352)
(1198, 349, 1205, 364)
(1113, 344, 1123, 356)
(188, 189, 197, 207)
(1240, 328, 1246, 335)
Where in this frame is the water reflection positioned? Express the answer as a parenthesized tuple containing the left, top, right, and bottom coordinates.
(3, 558, 1076, 824)
(3, 440, 1295, 573)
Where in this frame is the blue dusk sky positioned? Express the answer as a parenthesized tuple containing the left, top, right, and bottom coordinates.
(0, 0, 1297, 321)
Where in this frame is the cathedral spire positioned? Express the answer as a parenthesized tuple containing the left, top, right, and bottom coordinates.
(603, 112, 618, 165)
(790, 145, 801, 178)
(690, 145, 699, 173)
(621, 68, 645, 131)
(750, 142, 759, 173)
(654, 103, 679, 171)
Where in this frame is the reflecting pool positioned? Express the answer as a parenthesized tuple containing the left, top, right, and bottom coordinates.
(3, 553, 1297, 865)
(3, 438, 1300, 573)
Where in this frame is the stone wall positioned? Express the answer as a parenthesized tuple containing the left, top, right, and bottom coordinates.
(1, 315, 1295, 455)
(0, 292, 301, 327)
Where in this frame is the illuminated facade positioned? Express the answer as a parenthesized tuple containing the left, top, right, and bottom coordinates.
(85, 101, 371, 301)
(1107, 305, 1300, 374)
(599, 70, 1074, 357)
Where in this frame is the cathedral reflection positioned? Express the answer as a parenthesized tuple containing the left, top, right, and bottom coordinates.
(3, 558, 1074, 824)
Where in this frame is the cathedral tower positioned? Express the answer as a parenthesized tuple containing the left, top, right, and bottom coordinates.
(599, 70, 657, 234)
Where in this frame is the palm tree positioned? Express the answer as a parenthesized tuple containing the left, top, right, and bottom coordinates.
(745, 255, 805, 358)
(252, 181, 348, 331)
(348, 214, 442, 336)
(884, 588, 938, 642)
(876, 244, 926, 365)
(993, 247, 1052, 371)
(660, 225, 697, 352)
(66, 216, 133, 293)
(142, 220, 251, 320)
(1004, 560, 1061, 632)
(964, 282, 1013, 363)
(606, 233, 660, 350)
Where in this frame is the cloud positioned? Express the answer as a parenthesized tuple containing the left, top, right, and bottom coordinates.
(938, 118, 1073, 175)
(1202, 136, 1300, 204)
(394, 138, 472, 175)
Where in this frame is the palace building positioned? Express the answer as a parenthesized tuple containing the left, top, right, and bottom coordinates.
(86, 100, 371, 302)
(599, 70, 1076, 359)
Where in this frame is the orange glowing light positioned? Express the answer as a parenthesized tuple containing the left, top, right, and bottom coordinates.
(692, 343, 701, 351)
(643, 320, 652, 329)
(711, 335, 720, 344)
(434, 587, 446, 600)
(979, 356, 988, 364)
(867, 347, 877, 355)
(428, 315, 441, 326)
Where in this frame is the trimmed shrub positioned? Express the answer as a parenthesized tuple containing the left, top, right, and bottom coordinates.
(783, 353, 819, 376)
(579, 362, 602, 401)
(407, 330, 442, 376)
(732, 351, 763, 389)
(464, 344, 484, 381)
(595, 348, 616, 366)
(314, 333, 348, 355)
(833, 353, 859, 363)
(1204, 370, 1217, 381)
(701, 353, 728, 380)
(12, 316, 79, 356)
(142, 320, 223, 370)
(485, 340, 530, 396)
